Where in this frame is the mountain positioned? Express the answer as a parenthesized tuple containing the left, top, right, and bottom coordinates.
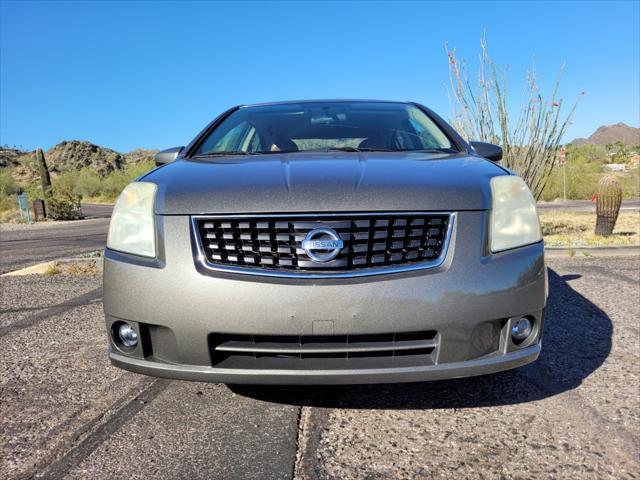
(571, 122, 640, 147)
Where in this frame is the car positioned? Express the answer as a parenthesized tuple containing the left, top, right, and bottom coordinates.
(103, 100, 546, 385)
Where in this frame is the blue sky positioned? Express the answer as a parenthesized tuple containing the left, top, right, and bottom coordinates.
(1, 0, 638, 152)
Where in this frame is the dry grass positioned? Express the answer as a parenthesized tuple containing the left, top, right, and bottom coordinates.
(44, 260, 101, 276)
(43, 263, 63, 276)
(0, 209, 23, 223)
(540, 211, 640, 247)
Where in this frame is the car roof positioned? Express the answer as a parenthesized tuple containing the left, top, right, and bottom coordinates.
(240, 99, 415, 108)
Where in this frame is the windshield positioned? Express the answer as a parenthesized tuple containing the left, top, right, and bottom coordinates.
(194, 102, 457, 155)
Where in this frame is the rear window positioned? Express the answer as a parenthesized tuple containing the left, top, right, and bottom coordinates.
(194, 102, 456, 155)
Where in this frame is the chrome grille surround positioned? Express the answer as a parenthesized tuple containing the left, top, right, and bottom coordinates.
(191, 212, 455, 279)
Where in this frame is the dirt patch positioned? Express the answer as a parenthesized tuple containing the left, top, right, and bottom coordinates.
(540, 211, 639, 247)
(45, 260, 102, 276)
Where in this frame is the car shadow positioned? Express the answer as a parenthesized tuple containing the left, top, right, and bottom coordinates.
(229, 268, 612, 409)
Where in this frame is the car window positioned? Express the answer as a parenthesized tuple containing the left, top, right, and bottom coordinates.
(199, 121, 263, 153)
(408, 108, 452, 149)
(194, 102, 456, 155)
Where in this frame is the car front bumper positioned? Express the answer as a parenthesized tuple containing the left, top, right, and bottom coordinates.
(109, 343, 541, 385)
(103, 212, 547, 385)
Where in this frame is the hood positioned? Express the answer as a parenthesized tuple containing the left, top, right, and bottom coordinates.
(145, 151, 507, 215)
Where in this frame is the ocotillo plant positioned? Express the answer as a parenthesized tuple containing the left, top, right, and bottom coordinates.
(35, 148, 52, 195)
(595, 174, 622, 237)
(445, 35, 582, 199)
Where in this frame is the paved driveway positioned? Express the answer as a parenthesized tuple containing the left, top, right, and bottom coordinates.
(0, 255, 637, 479)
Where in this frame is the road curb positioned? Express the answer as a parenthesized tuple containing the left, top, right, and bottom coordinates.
(545, 246, 640, 257)
(1, 261, 58, 276)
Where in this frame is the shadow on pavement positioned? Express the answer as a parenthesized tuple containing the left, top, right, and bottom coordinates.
(229, 268, 612, 409)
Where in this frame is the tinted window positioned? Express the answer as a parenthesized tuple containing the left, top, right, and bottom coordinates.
(195, 102, 456, 155)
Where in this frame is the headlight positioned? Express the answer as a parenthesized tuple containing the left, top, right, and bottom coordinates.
(107, 182, 157, 257)
(490, 175, 541, 253)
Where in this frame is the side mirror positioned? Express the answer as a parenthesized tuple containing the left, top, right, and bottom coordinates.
(469, 141, 502, 162)
(155, 146, 184, 166)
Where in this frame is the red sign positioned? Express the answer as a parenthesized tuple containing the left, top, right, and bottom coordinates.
(558, 146, 567, 166)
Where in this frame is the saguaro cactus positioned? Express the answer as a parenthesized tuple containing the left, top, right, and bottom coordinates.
(35, 148, 52, 195)
(595, 174, 623, 237)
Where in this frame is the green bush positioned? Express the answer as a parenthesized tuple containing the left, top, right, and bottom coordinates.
(101, 169, 130, 199)
(46, 185, 83, 220)
(0, 192, 16, 212)
(0, 169, 20, 196)
(75, 168, 103, 198)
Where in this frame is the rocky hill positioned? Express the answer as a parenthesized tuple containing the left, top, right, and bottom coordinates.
(45, 141, 126, 176)
(571, 122, 640, 147)
(123, 148, 159, 165)
(0, 141, 158, 180)
(0, 147, 29, 169)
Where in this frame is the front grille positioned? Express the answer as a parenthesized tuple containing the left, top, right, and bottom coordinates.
(209, 331, 439, 370)
(194, 213, 450, 273)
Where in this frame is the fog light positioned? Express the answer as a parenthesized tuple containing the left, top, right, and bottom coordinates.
(511, 317, 533, 342)
(117, 323, 138, 348)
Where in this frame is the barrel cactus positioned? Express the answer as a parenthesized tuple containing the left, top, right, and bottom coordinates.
(595, 174, 622, 237)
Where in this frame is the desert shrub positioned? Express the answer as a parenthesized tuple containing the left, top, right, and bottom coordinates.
(0, 193, 16, 213)
(0, 169, 20, 196)
(446, 36, 581, 199)
(0, 169, 27, 220)
(54, 171, 77, 195)
(126, 159, 156, 179)
(70, 168, 102, 198)
(46, 185, 83, 220)
(99, 160, 156, 201)
(100, 169, 131, 199)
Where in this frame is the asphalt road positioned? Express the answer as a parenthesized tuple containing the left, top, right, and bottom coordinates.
(537, 199, 640, 211)
(0, 204, 113, 274)
(0, 255, 638, 479)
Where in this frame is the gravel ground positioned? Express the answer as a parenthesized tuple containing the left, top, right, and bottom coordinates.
(290, 256, 640, 479)
(0, 256, 638, 479)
